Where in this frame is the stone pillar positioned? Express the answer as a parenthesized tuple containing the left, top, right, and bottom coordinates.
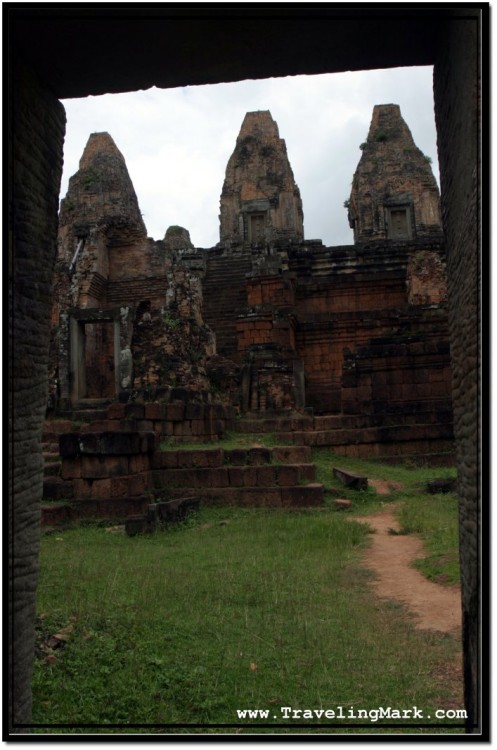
(434, 11, 481, 732)
(9, 54, 66, 728)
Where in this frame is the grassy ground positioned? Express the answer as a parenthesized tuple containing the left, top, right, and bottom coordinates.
(32, 449, 462, 736)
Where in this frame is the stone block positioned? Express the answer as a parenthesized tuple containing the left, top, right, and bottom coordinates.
(128, 454, 151, 473)
(162, 421, 175, 436)
(427, 477, 457, 494)
(177, 449, 223, 468)
(62, 431, 154, 456)
(107, 402, 126, 419)
(256, 466, 277, 486)
(272, 446, 311, 463)
(225, 449, 248, 465)
(91, 478, 112, 498)
(125, 403, 145, 419)
(110, 477, 130, 498)
(241, 487, 282, 507)
(136, 420, 155, 432)
(129, 473, 148, 496)
(165, 402, 185, 421)
(59, 433, 80, 458)
(80, 455, 129, 479)
(145, 403, 162, 420)
(247, 448, 272, 465)
(228, 466, 245, 486)
(298, 464, 317, 482)
(43, 476, 74, 500)
(242, 467, 258, 487)
(125, 516, 151, 536)
(281, 483, 324, 507)
(190, 419, 205, 436)
(60, 458, 81, 479)
(185, 402, 205, 420)
(140, 433, 156, 453)
(86, 420, 113, 432)
(205, 468, 229, 488)
(151, 451, 178, 468)
(333, 467, 368, 490)
(41, 503, 72, 527)
(334, 498, 353, 510)
(276, 465, 300, 486)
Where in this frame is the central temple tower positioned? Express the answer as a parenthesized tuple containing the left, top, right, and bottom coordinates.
(219, 110, 304, 247)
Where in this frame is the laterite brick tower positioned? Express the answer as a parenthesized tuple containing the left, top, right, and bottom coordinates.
(219, 110, 304, 247)
(347, 104, 443, 243)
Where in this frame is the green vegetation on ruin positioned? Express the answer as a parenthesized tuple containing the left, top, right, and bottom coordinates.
(32, 448, 461, 735)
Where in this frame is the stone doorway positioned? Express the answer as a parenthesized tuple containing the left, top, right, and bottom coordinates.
(249, 213, 266, 243)
(70, 312, 121, 403)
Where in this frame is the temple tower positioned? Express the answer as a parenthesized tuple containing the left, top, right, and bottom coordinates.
(347, 104, 443, 243)
(219, 111, 304, 247)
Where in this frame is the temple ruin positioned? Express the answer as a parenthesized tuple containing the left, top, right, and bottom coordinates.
(43, 104, 454, 521)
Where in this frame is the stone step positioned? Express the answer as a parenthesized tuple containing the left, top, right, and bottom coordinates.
(333, 466, 368, 490)
(41, 495, 150, 526)
(276, 422, 453, 446)
(152, 445, 312, 468)
(151, 463, 316, 489)
(235, 416, 314, 433)
(165, 483, 324, 508)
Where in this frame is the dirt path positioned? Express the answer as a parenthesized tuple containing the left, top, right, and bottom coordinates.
(353, 507, 461, 634)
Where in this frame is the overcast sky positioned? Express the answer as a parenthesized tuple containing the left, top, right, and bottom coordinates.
(60, 66, 439, 248)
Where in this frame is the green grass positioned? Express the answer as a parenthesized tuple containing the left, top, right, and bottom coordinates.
(160, 431, 281, 451)
(32, 486, 463, 735)
(312, 449, 459, 584)
(396, 494, 460, 585)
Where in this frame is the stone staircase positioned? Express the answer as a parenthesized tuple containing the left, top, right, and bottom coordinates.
(233, 411, 454, 465)
(151, 444, 323, 508)
(202, 247, 253, 360)
(40, 401, 325, 528)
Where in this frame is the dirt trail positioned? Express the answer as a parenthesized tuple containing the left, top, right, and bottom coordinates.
(353, 507, 461, 634)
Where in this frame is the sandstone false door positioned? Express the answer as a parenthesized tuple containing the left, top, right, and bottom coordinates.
(249, 213, 265, 243)
(387, 207, 412, 240)
(70, 314, 121, 403)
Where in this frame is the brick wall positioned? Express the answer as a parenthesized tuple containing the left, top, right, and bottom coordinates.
(9, 55, 66, 727)
(434, 12, 481, 729)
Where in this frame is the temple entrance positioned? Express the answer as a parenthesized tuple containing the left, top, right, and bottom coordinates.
(83, 321, 116, 398)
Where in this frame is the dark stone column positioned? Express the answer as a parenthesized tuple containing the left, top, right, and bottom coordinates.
(434, 11, 481, 732)
(8, 54, 66, 729)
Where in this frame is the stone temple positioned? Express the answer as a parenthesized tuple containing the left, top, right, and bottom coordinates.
(43, 105, 454, 522)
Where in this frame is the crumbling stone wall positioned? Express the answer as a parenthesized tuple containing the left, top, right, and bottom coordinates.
(50, 135, 216, 408)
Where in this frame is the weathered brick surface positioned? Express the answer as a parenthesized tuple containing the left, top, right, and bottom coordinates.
(348, 104, 443, 243)
(434, 13, 480, 728)
(220, 111, 304, 247)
